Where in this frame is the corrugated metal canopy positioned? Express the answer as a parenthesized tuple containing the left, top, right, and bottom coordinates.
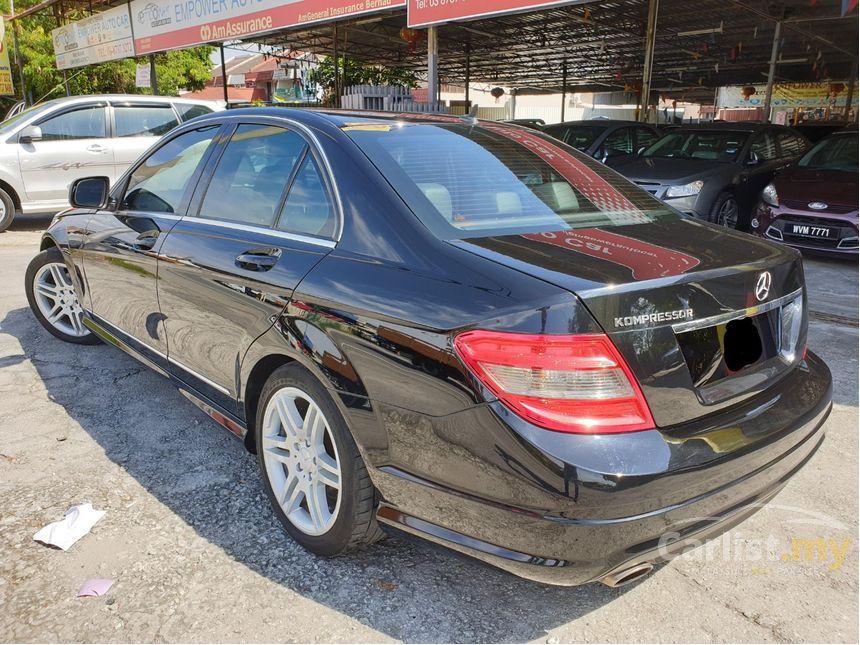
(247, 0, 857, 96)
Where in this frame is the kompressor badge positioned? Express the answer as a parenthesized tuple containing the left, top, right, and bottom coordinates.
(614, 308, 694, 328)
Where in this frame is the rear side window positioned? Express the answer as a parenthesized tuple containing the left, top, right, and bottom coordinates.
(176, 103, 213, 121)
(122, 126, 217, 213)
(276, 154, 335, 237)
(37, 106, 106, 140)
(345, 121, 677, 240)
(198, 124, 306, 227)
(544, 124, 604, 150)
(114, 105, 179, 137)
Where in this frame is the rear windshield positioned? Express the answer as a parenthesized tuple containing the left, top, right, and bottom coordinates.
(798, 133, 858, 172)
(344, 121, 678, 240)
(644, 130, 749, 162)
(543, 124, 605, 150)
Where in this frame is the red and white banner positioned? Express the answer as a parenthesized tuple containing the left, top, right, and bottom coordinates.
(131, 0, 405, 54)
(408, 0, 588, 27)
(523, 229, 701, 280)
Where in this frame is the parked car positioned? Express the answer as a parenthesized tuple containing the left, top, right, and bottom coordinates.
(25, 109, 831, 587)
(501, 118, 545, 130)
(608, 123, 810, 229)
(752, 128, 858, 255)
(0, 94, 223, 232)
(543, 119, 661, 162)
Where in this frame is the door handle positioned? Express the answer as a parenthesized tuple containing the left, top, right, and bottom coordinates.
(134, 231, 159, 251)
(236, 250, 280, 271)
(87, 144, 107, 153)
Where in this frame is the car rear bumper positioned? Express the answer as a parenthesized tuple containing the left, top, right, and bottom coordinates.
(372, 352, 832, 586)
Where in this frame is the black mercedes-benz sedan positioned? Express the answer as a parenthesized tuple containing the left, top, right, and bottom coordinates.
(25, 109, 832, 587)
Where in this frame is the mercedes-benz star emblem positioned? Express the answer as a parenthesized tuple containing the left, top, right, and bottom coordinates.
(755, 271, 772, 302)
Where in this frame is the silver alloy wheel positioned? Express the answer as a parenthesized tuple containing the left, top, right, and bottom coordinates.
(718, 198, 739, 229)
(261, 386, 342, 536)
(33, 262, 88, 338)
(0, 199, 6, 217)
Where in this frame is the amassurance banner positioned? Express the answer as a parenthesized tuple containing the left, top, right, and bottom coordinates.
(408, 0, 586, 28)
(52, 5, 135, 70)
(131, 0, 406, 54)
(718, 82, 859, 109)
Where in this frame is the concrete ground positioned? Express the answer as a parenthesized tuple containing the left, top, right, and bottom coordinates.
(0, 217, 857, 643)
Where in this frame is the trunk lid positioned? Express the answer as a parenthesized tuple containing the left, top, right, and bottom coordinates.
(450, 217, 807, 428)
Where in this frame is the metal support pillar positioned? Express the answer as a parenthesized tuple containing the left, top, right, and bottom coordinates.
(560, 59, 567, 122)
(464, 42, 470, 106)
(639, 0, 659, 122)
(844, 61, 856, 121)
(149, 54, 158, 95)
(762, 21, 782, 122)
(10, 0, 27, 104)
(332, 23, 339, 108)
(427, 26, 438, 105)
(63, 70, 70, 96)
(219, 44, 228, 104)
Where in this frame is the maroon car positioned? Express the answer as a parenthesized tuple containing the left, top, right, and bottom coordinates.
(751, 129, 858, 255)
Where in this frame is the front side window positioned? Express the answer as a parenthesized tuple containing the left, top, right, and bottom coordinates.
(122, 126, 217, 213)
(37, 106, 107, 141)
(750, 132, 778, 161)
(175, 103, 213, 121)
(777, 131, 808, 157)
(115, 105, 179, 138)
(601, 127, 634, 157)
(544, 124, 605, 151)
(345, 120, 677, 240)
(643, 130, 749, 162)
(198, 124, 307, 227)
(635, 128, 659, 150)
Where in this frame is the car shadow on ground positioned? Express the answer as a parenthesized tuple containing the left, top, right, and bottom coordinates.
(2, 306, 638, 643)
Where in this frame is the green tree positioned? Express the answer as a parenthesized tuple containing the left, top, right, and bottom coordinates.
(306, 56, 418, 106)
(1, 0, 212, 109)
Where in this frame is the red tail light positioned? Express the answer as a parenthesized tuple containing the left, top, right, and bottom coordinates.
(454, 330, 655, 434)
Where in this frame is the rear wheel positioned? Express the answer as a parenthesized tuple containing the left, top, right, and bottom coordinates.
(711, 192, 740, 229)
(25, 247, 100, 345)
(0, 188, 15, 233)
(256, 363, 383, 556)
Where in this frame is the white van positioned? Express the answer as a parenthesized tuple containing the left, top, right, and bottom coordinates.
(0, 94, 223, 231)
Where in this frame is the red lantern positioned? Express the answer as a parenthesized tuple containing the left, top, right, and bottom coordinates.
(829, 82, 845, 95)
(399, 27, 422, 51)
(491, 87, 505, 103)
(741, 86, 756, 99)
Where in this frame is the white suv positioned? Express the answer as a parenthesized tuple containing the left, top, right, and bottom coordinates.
(0, 94, 223, 231)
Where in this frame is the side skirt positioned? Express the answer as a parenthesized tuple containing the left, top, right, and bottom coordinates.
(83, 313, 249, 442)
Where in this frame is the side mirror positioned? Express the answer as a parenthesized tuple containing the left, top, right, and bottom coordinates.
(746, 150, 760, 166)
(69, 176, 110, 209)
(18, 125, 42, 144)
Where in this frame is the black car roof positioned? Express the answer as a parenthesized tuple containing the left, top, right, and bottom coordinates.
(546, 119, 646, 127)
(669, 122, 785, 132)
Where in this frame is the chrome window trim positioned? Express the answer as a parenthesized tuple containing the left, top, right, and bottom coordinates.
(672, 288, 803, 333)
(181, 216, 336, 249)
(88, 312, 232, 395)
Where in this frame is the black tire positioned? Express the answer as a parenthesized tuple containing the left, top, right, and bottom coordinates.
(710, 191, 740, 229)
(25, 247, 100, 345)
(0, 187, 16, 233)
(256, 363, 383, 556)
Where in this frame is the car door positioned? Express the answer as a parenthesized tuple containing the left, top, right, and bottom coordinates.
(17, 102, 114, 206)
(156, 120, 337, 410)
(79, 123, 222, 370)
(110, 101, 181, 175)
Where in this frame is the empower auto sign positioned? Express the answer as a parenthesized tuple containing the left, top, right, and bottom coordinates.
(407, 0, 588, 27)
(131, 0, 405, 54)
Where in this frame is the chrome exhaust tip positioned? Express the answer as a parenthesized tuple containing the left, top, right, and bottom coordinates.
(601, 562, 654, 588)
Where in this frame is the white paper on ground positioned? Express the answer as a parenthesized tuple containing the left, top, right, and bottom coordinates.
(33, 503, 105, 550)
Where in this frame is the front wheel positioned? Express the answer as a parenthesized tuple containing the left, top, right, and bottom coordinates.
(710, 192, 740, 229)
(256, 363, 383, 556)
(0, 187, 16, 233)
(25, 247, 100, 345)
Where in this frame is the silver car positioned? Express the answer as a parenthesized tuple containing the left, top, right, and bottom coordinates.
(0, 94, 223, 231)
